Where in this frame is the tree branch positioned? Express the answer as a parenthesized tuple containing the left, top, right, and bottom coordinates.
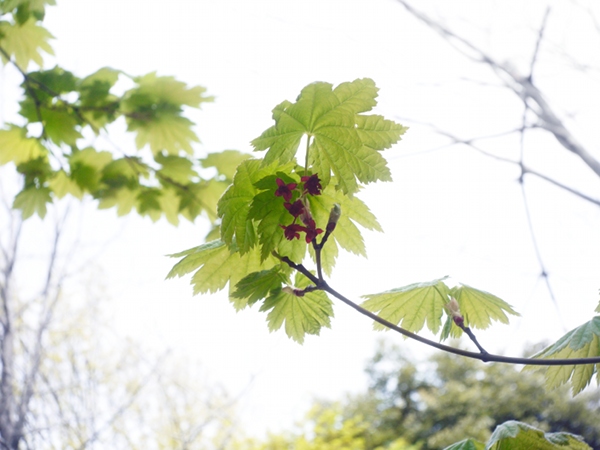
(395, 0, 600, 178)
(276, 253, 600, 366)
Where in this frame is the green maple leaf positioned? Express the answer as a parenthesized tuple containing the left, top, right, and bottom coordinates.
(231, 267, 288, 306)
(167, 240, 269, 309)
(217, 159, 293, 254)
(122, 73, 212, 155)
(0, 126, 46, 165)
(361, 277, 450, 334)
(157, 187, 181, 226)
(101, 157, 147, 189)
(443, 439, 485, 450)
(0, 18, 54, 69)
(260, 272, 333, 344)
(13, 185, 51, 219)
(177, 179, 229, 222)
(135, 187, 162, 219)
(486, 421, 591, 450)
(307, 182, 382, 266)
(69, 148, 113, 192)
(129, 72, 213, 108)
(79, 67, 120, 130)
(48, 169, 83, 199)
(525, 316, 600, 395)
(248, 172, 307, 262)
(131, 114, 199, 155)
(155, 153, 198, 184)
(252, 78, 406, 194)
(97, 187, 138, 216)
(450, 284, 519, 330)
(201, 150, 252, 181)
(42, 108, 82, 145)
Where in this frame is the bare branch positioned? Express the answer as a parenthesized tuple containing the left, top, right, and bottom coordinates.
(395, 0, 600, 178)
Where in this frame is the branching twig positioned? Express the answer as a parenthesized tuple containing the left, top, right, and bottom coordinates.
(275, 252, 600, 366)
(395, 0, 600, 178)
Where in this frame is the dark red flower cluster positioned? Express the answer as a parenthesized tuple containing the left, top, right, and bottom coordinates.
(276, 174, 324, 243)
(301, 174, 322, 196)
(275, 178, 297, 202)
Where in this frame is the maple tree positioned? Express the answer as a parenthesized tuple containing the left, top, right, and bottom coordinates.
(2, 0, 600, 448)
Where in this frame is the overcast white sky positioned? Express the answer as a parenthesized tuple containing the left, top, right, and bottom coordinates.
(3, 0, 600, 437)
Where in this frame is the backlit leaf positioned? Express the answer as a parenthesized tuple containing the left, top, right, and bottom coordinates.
(487, 420, 590, 450)
(252, 79, 404, 195)
(0, 18, 53, 69)
(450, 284, 519, 330)
(48, 169, 83, 199)
(231, 267, 287, 306)
(443, 439, 485, 450)
(201, 149, 252, 180)
(13, 185, 51, 219)
(0, 126, 45, 165)
(167, 240, 268, 308)
(525, 317, 600, 395)
(361, 277, 450, 334)
(132, 114, 199, 155)
(260, 272, 333, 343)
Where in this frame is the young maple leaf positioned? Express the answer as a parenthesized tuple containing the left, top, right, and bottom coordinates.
(252, 78, 407, 194)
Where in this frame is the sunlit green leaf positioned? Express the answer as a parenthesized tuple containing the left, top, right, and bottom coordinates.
(232, 267, 287, 306)
(13, 185, 51, 219)
(450, 284, 519, 330)
(361, 277, 450, 334)
(155, 153, 197, 184)
(0, 126, 45, 165)
(131, 114, 199, 155)
(201, 149, 252, 180)
(260, 272, 333, 344)
(218, 159, 293, 254)
(252, 78, 404, 195)
(487, 420, 590, 449)
(443, 439, 485, 450)
(41, 108, 82, 145)
(70, 148, 112, 191)
(129, 72, 213, 108)
(0, 18, 53, 69)
(48, 169, 83, 199)
(97, 187, 138, 216)
(525, 317, 600, 395)
(167, 240, 268, 308)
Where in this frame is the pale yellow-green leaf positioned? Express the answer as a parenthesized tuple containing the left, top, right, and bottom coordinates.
(157, 187, 180, 226)
(167, 240, 269, 308)
(70, 147, 112, 170)
(450, 284, 519, 330)
(201, 150, 252, 180)
(13, 186, 51, 219)
(98, 188, 138, 216)
(0, 126, 45, 165)
(361, 277, 450, 334)
(133, 72, 213, 107)
(0, 19, 54, 69)
(48, 170, 83, 199)
(133, 115, 199, 155)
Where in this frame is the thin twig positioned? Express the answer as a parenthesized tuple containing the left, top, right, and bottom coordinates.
(276, 254, 600, 366)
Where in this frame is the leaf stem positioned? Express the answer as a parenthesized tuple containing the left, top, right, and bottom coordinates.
(275, 251, 600, 366)
(304, 135, 311, 174)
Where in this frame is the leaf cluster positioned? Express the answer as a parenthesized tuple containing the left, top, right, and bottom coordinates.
(361, 276, 519, 340)
(0, 1, 245, 224)
(169, 78, 406, 343)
